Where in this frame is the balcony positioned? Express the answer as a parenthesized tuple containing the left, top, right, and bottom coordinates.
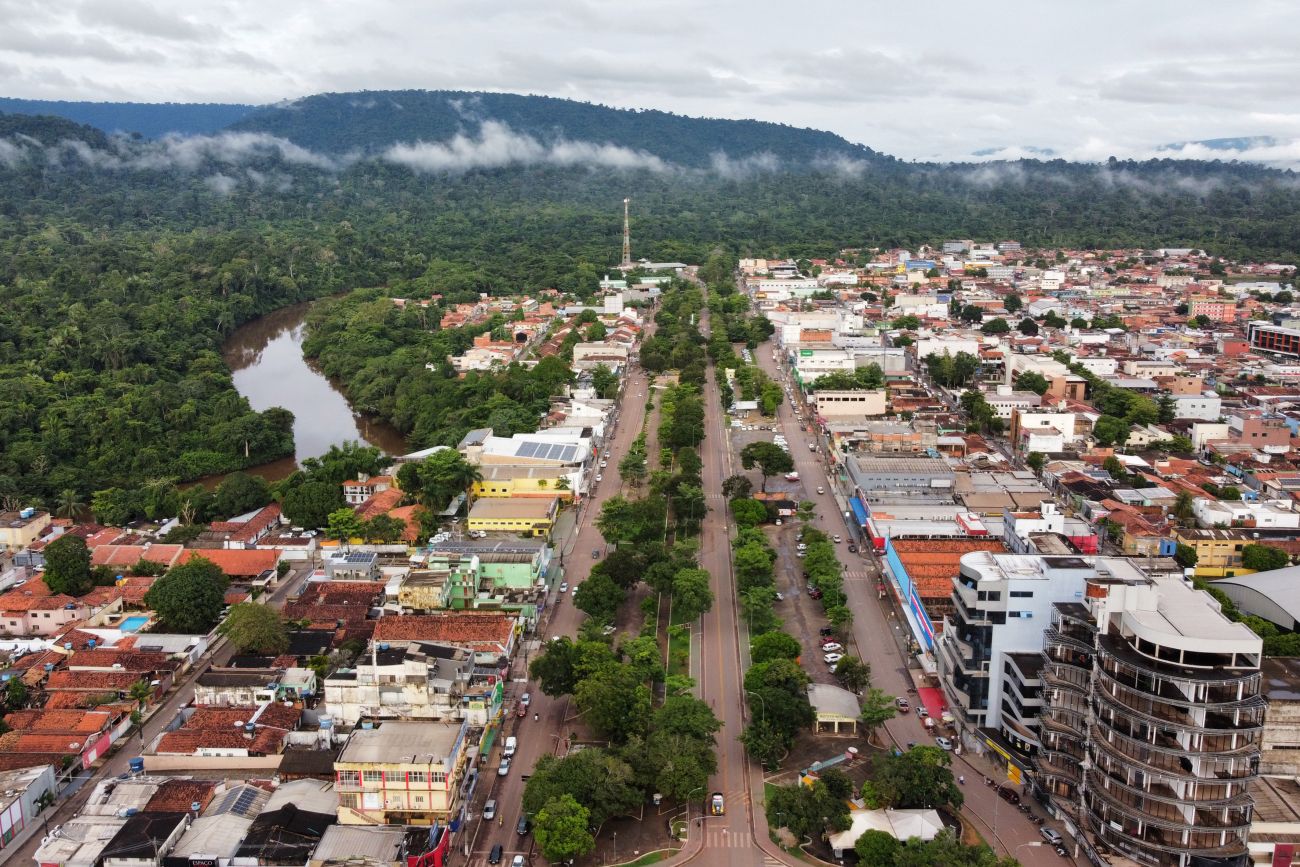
(1084, 769, 1252, 833)
(1089, 723, 1258, 783)
(1045, 624, 1095, 654)
(1092, 682, 1263, 740)
(1041, 663, 1090, 694)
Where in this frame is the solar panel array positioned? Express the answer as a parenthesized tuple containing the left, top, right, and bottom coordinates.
(211, 784, 269, 818)
(514, 441, 578, 462)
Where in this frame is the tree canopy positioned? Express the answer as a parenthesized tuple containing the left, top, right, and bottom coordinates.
(144, 557, 229, 633)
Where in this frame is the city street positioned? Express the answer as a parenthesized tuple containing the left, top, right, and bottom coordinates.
(467, 346, 656, 864)
(751, 341, 1071, 867)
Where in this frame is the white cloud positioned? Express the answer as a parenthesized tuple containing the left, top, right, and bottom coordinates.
(204, 172, 237, 194)
(0, 138, 28, 167)
(382, 121, 670, 173)
(709, 151, 779, 179)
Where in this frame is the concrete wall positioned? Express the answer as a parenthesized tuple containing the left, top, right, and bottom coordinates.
(143, 755, 283, 772)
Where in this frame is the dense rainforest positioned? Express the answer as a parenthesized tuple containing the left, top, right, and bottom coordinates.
(1, 91, 1300, 507)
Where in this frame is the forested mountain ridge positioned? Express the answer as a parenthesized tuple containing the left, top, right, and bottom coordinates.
(0, 98, 255, 138)
(227, 90, 887, 169)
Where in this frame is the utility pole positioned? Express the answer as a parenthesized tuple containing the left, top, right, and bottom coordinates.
(621, 197, 632, 267)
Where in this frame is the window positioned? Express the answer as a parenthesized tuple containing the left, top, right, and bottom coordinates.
(340, 793, 358, 808)
(384, 770, 404, 783)
(978, 590, 1002, 602)
(339, 770, 360, 787)
(1010, 590, 1034, 598)
(431, 771, 447, 784)
(363, 770, 383, 784)
(408, 771, 426, 783)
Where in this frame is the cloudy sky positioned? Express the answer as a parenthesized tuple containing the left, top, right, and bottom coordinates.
(2, 0, 1299, 163)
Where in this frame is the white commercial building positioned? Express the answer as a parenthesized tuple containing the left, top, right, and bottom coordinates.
(1171, 392, 1223, 421)
(1193, 498, 1300, 530)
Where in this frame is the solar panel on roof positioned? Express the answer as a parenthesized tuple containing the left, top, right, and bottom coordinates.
(559, 445, 577, 461)
(517, 442, 539, 458)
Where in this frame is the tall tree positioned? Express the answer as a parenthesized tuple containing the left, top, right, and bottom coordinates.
(43, 534, 94, 597)
(739, 441, 794, 492)
(533, 795, 595, 863)
(145, 557, 228, 633)
(219, 603, 289, 653)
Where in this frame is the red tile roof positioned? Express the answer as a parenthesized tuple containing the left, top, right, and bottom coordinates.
(891, 539, 1007, 600)
(356, 488, 404, 521)
(4, 709, 113, 735)
(228, 504, 283, 545)
(66, 648, 176, 673)
(45, 670, 141, 691)
(373, 613, 513, 649)
(155, 704, 300, 756)
(90, 544, 183, 569)
(177, 549, 280, 578)
(145, 780, 219, 812)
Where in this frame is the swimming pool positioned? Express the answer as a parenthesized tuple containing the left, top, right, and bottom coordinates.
(119, 616, 149, 632)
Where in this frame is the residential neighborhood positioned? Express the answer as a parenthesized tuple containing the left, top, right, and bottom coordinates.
(4, 247, 1300, 867)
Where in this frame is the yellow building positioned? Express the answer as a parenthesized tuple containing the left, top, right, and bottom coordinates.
(0, 510, 51, 553)
(335, 721, 469, 826)
(472, 465, 574, 500)
(1173, 528, 1257, 578)
(466, 497, 559, 538)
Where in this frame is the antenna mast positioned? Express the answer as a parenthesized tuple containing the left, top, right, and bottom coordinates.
(621, 197, 632, 267)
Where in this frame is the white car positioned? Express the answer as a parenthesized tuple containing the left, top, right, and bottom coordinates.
(595, 474, 603, 482)
(498, 757, 512, 776)
(816, 486, 825, 494)
(824, 652, 844, 665)
(821, 642, 843, 653)
(558, 582, 569, 593)
(795, 551, 805, 558)
(832, 535, 842, 543)
(600, 461, 608, 468)
(935, 736, 954, 751)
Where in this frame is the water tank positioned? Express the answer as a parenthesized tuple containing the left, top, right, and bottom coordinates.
(128, 758, 144, 773)
(379, 643, 390, 651)
(64, 643, 73, 651)
(87, 639, 96, 649)
(19, 508, 34, 520)
(318, 715, 333, 730)
(44, 664, 54, 672)
(361, 721, 374, 730)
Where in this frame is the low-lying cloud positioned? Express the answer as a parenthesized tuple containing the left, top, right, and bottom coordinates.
(972, 136, 1300, 171)
(382, 121, 671, 173)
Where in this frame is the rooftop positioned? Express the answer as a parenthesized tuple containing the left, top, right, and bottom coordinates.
(338, 720, 463, 765)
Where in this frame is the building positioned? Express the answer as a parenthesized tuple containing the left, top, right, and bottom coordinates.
(810, 390, 887, 418)
(1260, 657, 1300, 776)
(1170, 393, 1222, 421)
(472, 465, 575, 500)
(1170, 528, 1252, 577)
(846, 454, 955, 504)
(807, 683, 860, 735)
(466, 497, 558, 538)
(343, 476, 394, 506)
(935, 552, 1092, 764)
(1188, 297, 1237, 322)
(0, 764, 57, 851)
(1036, 558, 1262, 867)
(0, 510, 50, 553)
(1009, 409, 1077, 454)
(323, 641, 474, 725)
(1248, 322, 1300, 357)
(335, 721, 470, 826)
(1192, 498, 1300, 530)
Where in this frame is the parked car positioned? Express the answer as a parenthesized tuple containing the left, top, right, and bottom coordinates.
(796, 543, 807, 551)
(558, 581, 569, 593)
(847, 544, 858, 553)
(895, 697, 910, 711)
(512, 857, 524, 867)
(595, 474, 603, 482)
(795, 551, 805, 558)
(520, 693, 531, 708)
(488, 844, 503, 864)
(593, 548, 602, 558)
(823, 652, 844, 664)
(600, 460, 608, 468)
(1040, 828, 1063, 846)
(816, 486, 825, 494)
(517, 815, 530, 835)
(935, 736, 954, 751)
(996, 785, 1020, 805)
(503, 737, 517, 757)
(808, 587, 823, 599)
(483, 799, 497, 821)
(819, 626, 835, 637)
(916, 706, 929, 718)
(832, 534, 842, 543)
(785, 472, 800, 481)
(498, 757, 511, 776)
(821, 642, 843, 653)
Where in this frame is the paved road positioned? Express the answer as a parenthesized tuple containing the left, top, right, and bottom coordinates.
(752, 341, 1069, 867)
(682, 307, 790, 867)
(0, 562, 316, 867)
(466, 344, 656, 865)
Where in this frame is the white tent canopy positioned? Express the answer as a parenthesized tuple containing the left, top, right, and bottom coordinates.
(826, 807, 946, 856)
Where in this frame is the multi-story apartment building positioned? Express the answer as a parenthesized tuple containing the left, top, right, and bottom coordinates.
(1248, 322, 1300, 357)
(936, 552, 1091, 767)
(323, 642, 476, 726)
(335, 721, 470, 826)
(1037, 558, 1262, 867)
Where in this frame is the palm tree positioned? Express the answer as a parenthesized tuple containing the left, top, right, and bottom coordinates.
(128, 679, 154, 709)
(56, 488, 85, 520)
(1172, 491, 1197, 528)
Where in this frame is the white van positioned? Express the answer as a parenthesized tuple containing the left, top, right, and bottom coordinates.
(503, 736, 517, 757)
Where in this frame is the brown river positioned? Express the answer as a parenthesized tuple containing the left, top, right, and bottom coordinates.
(214, 302, 408, 482)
